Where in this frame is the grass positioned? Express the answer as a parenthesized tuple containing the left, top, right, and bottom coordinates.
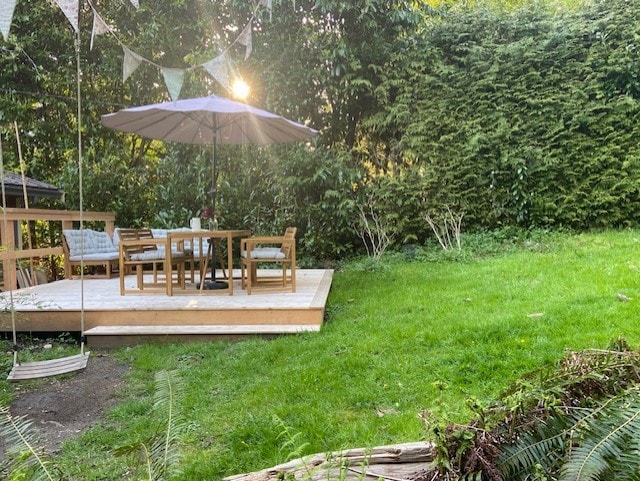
(5, 229, 640, 480)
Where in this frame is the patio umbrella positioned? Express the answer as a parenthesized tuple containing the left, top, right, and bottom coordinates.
(101, 95, 317, 212)
(100, 94, 318, 288)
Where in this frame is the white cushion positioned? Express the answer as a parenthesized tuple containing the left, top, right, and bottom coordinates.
(112, 228, 121, 248)
(152, 228, 206, 256)
(151, 227, 191, 238)
(63, 229, 117, 257)
(129, 251, 186, 262)
(69, 252, 120, 262)
(129, 251, 164, 262)
(241, 248, 286, 259)
(150, 228, 169, 239)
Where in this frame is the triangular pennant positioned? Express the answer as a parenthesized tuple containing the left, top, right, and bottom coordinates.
(202, 54, 230, 89)
(90, 11, 109, 50)
(130, 0, 139, 9)
(122, 46, 144, 82)
(55, 0, 79, 33)
(238, 22, 253, 60)
(162, 67, 185, 101)
(0, 0, 17, 41)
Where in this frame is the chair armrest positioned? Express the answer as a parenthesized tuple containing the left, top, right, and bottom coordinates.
(242, 236, 286, 250)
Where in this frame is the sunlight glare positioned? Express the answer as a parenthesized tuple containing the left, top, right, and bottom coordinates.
(232, 78, 250, 100)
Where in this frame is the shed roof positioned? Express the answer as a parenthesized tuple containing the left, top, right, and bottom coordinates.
(1, 172, 64, 201)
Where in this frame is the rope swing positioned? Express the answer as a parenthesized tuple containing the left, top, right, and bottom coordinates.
(5, 27, 89, 382)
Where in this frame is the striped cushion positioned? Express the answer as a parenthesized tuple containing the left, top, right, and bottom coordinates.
(241, 248, 285, 259)
(69, 252, 120, 262)
(129, 251, 185, 262)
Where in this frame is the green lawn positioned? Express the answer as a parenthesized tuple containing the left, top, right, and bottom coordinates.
(8, 229, 640, 480)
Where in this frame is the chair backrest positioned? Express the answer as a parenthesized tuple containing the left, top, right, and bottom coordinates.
(135, 228, 156, 248)
(117, 228, 158, 259)
(280, 227, 297, 258)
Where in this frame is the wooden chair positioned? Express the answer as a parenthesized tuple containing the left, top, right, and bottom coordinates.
(181, 234, 208, 283)
(240, 227, 297, 295)
(149, 228, 198, 282)
(118, 228, 187, 295)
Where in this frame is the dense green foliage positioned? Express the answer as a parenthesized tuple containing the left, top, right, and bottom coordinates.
(3, 0, 640, 262)
(372, 0, 640, 231)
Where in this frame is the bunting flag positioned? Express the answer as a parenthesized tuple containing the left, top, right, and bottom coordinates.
(0, 0, 17, 41)
(55, 0, 79, 33)
(162, 67, 185, 101)
(122, 46, 144, 82)
(90, 11, 109, 50)
(202, 53, 230, 89)
(238, 22, 252, 60)
(84, 0, 264, 89)
(129, 0, 139, 9)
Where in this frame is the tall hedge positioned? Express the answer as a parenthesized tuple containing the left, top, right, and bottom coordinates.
(370, 0, 640, 233)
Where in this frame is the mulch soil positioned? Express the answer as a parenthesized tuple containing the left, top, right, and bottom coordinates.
(1, 353, 129, 460)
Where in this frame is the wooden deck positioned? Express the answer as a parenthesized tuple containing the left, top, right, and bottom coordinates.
(0, 269, 333, 348)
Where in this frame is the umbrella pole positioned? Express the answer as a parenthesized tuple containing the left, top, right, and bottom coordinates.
(211, 117, 216, 216)
(204, 116, 227, 290)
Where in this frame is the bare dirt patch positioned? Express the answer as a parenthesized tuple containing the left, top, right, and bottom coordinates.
(3, 352, 129, 457)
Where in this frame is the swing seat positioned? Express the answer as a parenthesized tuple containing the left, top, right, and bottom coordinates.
(7, 352, 90, 381)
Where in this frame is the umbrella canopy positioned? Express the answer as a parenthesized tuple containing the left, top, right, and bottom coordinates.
(101, 95, 318, 146)
(101, 94, 318, 214)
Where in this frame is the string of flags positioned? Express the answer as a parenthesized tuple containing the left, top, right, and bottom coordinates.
(0, 0, 274, 101)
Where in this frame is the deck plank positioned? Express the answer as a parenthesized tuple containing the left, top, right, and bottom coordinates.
(85, 325, 320, 335)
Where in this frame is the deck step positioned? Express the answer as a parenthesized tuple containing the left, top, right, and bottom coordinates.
(85, 324, 320, 336)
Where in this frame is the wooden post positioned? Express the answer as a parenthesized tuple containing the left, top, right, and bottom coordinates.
(0, 219, 17, 290)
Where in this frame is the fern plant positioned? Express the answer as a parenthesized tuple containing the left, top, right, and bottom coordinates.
(0, 404, 57, 481)
(273, 414, 310, 463)
(498, 386, 640, 481)
(494, 342, 640, 480)
(113, 370, 185, 481)
(561, 392, 640, 481)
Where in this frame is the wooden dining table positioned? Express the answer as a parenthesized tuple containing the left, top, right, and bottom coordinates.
(166, 229, 251, 295)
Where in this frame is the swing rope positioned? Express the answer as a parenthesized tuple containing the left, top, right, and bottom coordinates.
(75, 31, 87, 355)
(0, 134, 19, 369)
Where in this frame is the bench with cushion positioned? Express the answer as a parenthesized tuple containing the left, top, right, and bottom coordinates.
(62, 229, 119, 279)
